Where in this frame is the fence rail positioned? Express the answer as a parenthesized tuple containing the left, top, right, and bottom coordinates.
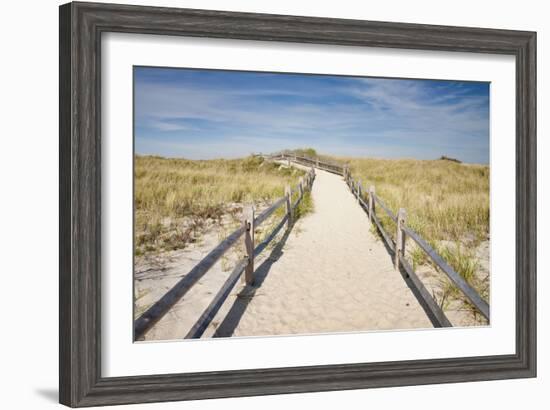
(263, 153, 344, 175)
(402, 226, 490, 319)
(134, 167, 316, 340)
(265, 153, 490, 325)
(267, 152, 490, 327)
(341, 163, 490, 325)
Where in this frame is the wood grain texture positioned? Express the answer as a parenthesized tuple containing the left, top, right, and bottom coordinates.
(59, 1, 536, 407)
(185, 258, 248, 339)
(395, 208, 406, 270)
(244, 206, 255, 285)
(59, 4, 73, 405)
(403, 226, 490, 320)
(373, 194, 397, 223)
(398, 254, 452, 328)
(253, 197, 286, 226)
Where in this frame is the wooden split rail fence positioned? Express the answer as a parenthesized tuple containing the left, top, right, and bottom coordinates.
(134, 167, 316, 340)
(264, 153, 344, 175)
(264, 153, 490, 326)
(341, 164, 490, 326)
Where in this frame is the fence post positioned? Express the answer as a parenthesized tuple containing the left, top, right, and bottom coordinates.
(368, 186, 375, 222)
(394, 208, 406, 270)
(287, 157, 291, 167)
(285, 185, 292, 229)
(316, 158, 319, 169)
(243, 205, 255, 285)
(357, 182, 362, 203)
(299, 177, 304, 199)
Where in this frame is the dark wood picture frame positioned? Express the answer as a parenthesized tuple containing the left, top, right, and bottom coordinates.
(59, 1, 536, 407)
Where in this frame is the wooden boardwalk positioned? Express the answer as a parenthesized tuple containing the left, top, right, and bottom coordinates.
(209, 168, 434, 338)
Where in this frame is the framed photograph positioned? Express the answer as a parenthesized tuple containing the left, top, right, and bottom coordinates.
(59, 1, 536, 407)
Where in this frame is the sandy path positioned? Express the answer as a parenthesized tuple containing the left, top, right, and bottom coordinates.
(210, 168, 434, 338)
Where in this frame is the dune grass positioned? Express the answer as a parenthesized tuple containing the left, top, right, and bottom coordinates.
(135, 155, 305, 256)
(344, 158, 489, 244)
(341, 157, 490, 317)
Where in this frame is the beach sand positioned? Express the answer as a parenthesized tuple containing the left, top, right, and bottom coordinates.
(208, 167, 434, 337)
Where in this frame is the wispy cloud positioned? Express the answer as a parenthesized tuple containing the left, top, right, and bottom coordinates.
(134, 67, 489, 163)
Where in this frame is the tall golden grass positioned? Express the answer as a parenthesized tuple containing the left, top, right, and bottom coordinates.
(345, 158, 489, 244)
(135, 155, 305, 255)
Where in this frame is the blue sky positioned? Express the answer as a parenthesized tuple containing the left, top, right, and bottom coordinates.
(134, 67, 490, 164)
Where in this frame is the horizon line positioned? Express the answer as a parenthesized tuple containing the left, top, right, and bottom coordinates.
(134, 152, 489, 166)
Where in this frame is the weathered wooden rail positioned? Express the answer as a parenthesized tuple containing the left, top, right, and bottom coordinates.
(264, 152, 344, 175)
(134, 167, 316, 340)
(342, 164, 490, 325)
(263, 152, 489, 326)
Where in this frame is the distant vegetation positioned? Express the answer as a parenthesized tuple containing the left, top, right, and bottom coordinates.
(135, 155, 305, 256)
(282, 147, 318, 158)
(344, 158, 489, 244)
(439, 155, 462, 163)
